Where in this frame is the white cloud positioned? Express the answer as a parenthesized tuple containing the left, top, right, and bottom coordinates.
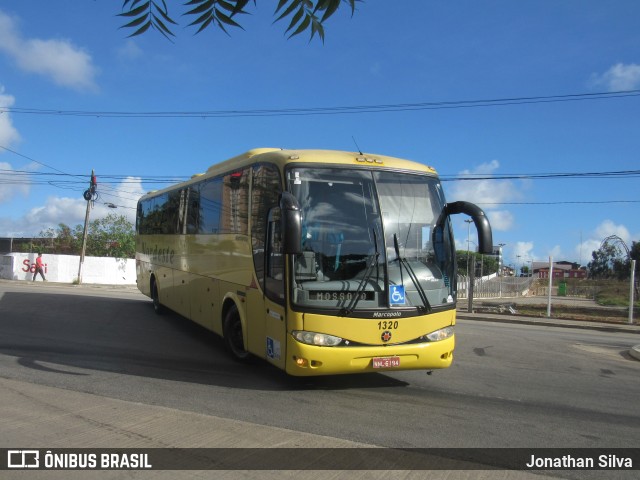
(0, 10, 98, 92)
(0, 85, 21, 147)
(590, 63, 640, 92)
(486, 210, 514, 231)
(0, 176, 145, 236)
(449, 159, 523, 231)
(25, 196, 88, 229)
(594, 219, 631, 244)
(0, 161, 31, 203)
(573, 219, 634, 266)
(575, 238, 601, 265)
(548, 244, 563, 260)
(513, 241, 535, 263)
(94, 176, 145, 225)
(116, 40, 143, 62)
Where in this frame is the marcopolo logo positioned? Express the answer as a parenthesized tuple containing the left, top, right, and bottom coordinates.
(8, 450, 39, 468)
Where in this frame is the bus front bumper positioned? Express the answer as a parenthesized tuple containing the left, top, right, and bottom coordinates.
(285, 335, 455, 376)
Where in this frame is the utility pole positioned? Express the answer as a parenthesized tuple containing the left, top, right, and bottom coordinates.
(464, 218, 473, 307)
(547, 256, 553, 317)
(630, 259, 636, 325)
(77, 170, 97, 284)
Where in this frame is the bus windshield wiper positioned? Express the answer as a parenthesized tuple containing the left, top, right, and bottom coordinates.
(340, 229, 379, 316)
(393, 234, 432, 313)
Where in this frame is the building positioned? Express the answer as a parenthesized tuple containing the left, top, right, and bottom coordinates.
(534, 261, 587, 279)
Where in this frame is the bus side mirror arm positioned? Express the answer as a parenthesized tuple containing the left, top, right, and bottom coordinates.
(280, 192, 302, 255)
(441, 201, 493, 254)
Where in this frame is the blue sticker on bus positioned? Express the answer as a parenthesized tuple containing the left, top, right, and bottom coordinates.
(267, 337, 281, 360)
(389, 285, 405, 305)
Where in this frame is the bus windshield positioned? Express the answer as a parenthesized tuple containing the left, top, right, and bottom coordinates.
(287, 167, 456, 313)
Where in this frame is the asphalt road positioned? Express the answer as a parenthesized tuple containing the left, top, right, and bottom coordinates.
(1, 281, 639, 479)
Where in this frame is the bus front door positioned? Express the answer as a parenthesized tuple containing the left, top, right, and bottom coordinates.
(262, 211, 287, 369)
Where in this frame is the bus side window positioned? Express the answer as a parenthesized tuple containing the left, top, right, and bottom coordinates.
(265, 207, 285, 304)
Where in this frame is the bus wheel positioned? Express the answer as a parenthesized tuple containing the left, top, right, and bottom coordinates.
(152, 280, 164, 315)
(223, 305, 250, 362)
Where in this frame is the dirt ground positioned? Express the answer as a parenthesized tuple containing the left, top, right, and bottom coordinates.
(472, 296, 636, 324)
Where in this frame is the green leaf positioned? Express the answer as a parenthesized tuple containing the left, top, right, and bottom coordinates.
(216, 10, 243, 28)
(153, 3, 178, 25)
(285, 6, 305, 34)
(288, 13, 311, 38)
(185, 0, 215, 17)
(194, 16, 214, 34)
(310, 17, 325, 42)
(218, 0, 236, 13)
(152, 13, 176, 37)
(123, 0, 146, 10)
(275, 0, 301, 23)
(120, 15, 149, 29)
(320, 0, 340, 22)
(187, 10, 213, 28)
(118, 1, 150, 18)
(275, 0, 291, 15)
(232, 0, 252, 16)
(128, 21, 152, 37)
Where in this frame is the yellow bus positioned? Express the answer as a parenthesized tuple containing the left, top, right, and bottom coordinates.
(136, 148, 492, 376)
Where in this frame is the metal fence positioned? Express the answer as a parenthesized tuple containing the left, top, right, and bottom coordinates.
(457, 275, 536, 299)
(457, 274, 638, 323)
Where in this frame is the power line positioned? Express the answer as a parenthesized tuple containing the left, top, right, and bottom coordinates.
(478, 200, 640, 205)
(3, 166, 640, 184)
(1, 90, 639, 119)
(2, 146, 639, 207)
(439, 169, 640, 181)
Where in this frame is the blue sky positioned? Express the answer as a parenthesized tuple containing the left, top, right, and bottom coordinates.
(0, 0, 638, 269)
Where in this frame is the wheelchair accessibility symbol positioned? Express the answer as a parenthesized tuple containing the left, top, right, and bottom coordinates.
(389, 285, 406, 305)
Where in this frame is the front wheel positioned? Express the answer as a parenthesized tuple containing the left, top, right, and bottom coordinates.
(152, 280, 164, 315)
(223, 305, 251, 362)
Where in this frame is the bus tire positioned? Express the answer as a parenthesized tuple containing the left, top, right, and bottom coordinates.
(223, 304, 251, 362)
(151, 279, 164, 315)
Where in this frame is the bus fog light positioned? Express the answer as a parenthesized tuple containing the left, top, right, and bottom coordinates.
(292, 330, 342, 346)
(424, 326, 454, 342)
(295, 357, 308, 367)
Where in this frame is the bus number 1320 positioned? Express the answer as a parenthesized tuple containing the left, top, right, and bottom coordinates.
(378, 320, 399, 330)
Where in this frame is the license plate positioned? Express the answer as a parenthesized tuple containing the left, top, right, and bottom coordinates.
(372, 356, 400, 369)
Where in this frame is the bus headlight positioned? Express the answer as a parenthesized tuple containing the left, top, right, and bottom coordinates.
(292, 330, 343, 346)
(423, 326, 454, 342)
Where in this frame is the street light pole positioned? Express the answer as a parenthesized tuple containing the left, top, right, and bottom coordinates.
(464, 219, 473, 276)
(497, 243, 506, 298)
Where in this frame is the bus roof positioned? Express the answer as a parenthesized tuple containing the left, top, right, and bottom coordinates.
(140, 148, 438, 200)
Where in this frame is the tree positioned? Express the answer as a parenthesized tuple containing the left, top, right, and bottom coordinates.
(119, 0, 360, 42)
(39, 223, 82, 255)
(631, 241, 640, 277)
(37, 215, 135, 259)
(85, 214, 136, 259)
(588, 242, 629, 279)
(456, 251, 498, 277)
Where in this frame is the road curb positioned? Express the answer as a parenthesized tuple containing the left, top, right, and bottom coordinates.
(630, 345, 640, 361)
(457, 312, 639, 334)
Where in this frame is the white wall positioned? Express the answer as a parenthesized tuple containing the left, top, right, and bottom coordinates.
(0, 253, 136, 285)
